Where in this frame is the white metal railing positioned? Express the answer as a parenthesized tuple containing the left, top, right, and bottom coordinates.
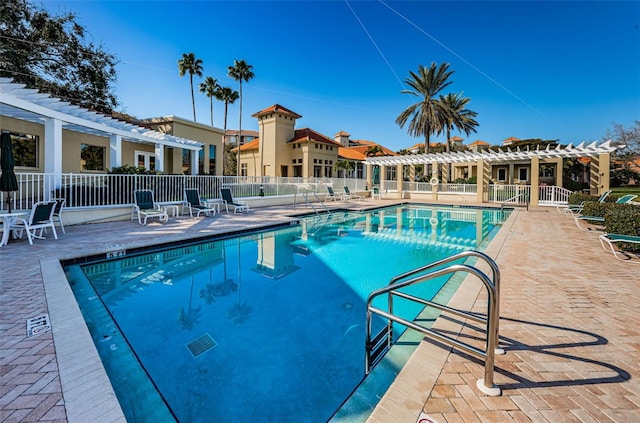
(538, 185, 572, 205)
(0, 173, 572, 211)
(0, 173, 371, 210)
(487, 184, 531, 205)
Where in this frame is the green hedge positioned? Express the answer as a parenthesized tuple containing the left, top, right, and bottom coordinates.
(567, 192, 597, 206)
(581, 201, 616, 218)
(604, 205, 640, 252)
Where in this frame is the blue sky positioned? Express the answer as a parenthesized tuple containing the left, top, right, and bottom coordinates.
(42, 0, 640, 151)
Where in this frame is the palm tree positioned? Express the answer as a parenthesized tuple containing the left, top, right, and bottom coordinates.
(199, 76, 219, 126)
(439, 92, 478, 154)
(227, 60, 254, 177)
(215, 86, 239, 175)
(178, 52, 204, 121)
(396, 62, 454, 159)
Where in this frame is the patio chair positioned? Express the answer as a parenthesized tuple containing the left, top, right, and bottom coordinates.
(51, 198, 66, 234)
(325, 186, 339, 202)
(599, 233, 640, 263)
(343, 186, 363, 201)
(184, 188, 217, 217)
(13, 200, 58, 245)
(558, 190, 611, 215)
(132, 190, 169, 225)
(220, 188, 249, 213)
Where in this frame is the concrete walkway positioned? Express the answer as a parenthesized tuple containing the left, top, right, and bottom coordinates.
(1, 202, 638, 422)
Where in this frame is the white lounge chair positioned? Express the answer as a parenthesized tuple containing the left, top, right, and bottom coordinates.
(184, 188, 217, 217)
(132, 190, 169, 225)
(220, 188, 249, 213)
(13, 200, 58, 245)
(343, 186, 363, 201)
(599, 233, 640, 263)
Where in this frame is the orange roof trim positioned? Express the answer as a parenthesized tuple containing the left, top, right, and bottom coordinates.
(251, 104, 302, 119)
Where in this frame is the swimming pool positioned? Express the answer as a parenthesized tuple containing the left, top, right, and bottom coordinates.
(63, 204, 510, 422)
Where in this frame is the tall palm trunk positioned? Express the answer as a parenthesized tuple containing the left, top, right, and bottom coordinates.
(190, 74, 196, 121)
(223, 101, 229, 175)
(237, 81, 242, 178)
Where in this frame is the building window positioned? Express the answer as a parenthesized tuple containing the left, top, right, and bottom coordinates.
(182, 149, 190, 174)
(313, 165, 322, 177)
(497, 168, 507, 181)
(386, 166, 397, 181)
(324, 166, 332, 178)
(4, 131, 39, 168)
(518, 167, 528, 181)
(241, 163, 248, 177)
(209, 145, 216, 174)
(539, 164, 555, 178)
(135, 150, 156, 171)
(81, 143, 105, 171)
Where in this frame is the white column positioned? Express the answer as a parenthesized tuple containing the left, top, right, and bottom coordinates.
(191, 149, 199, 175)
(155, 143, 164, 172)
(109, 134, 122, 169)
(44, 118, 63, 194)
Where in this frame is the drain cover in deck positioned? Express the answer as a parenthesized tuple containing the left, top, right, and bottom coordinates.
(186, 333, 217, 358)
(26, 314, 51, 337)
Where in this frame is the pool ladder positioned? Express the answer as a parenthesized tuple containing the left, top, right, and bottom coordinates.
(365, 250, 504, 396)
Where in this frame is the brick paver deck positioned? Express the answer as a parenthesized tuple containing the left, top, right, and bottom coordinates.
(1, 202, 638, 422)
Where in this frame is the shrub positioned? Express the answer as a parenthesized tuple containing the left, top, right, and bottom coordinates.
(567, 192, 597, 206)
(604, 205, 640, 252)
(581, 201, 616, 218)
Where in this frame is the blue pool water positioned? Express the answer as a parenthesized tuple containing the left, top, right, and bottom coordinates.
(64, 205, 510, 422)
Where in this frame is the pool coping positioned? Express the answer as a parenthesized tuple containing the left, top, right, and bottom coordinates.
(41, 204, 516, 423)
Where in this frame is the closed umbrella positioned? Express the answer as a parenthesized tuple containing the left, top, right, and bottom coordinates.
(372, 166, 380, 185)
(0, 132, 19, 213)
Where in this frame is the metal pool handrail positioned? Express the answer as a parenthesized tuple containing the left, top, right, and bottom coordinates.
(387, 250, 502, 352)
(365, 252, 502, 396)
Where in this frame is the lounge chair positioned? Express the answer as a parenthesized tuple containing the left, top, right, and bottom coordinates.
(13, 200, 58, 245)
(599, 233, 640, 263)
(325, 186, 340, 202)
(184, 188, 217, 217)
(220, 188, 249, 213)
(343, 186, 363, 201)
(372, 187, 381, 200)
(574, 215, 605, 231)
(558, 190, 611, 215)
(132, 190, 169, 225)
(51, 198, 66, 234)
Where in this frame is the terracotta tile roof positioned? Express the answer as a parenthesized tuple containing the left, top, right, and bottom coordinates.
(450, 136, 464, 141)
(338, 147, 365, 160)
(251, 104, 302, 119)
(233, 138, 260, 152)
(469, 140, 490, 146)
(288, 128, 341, 146)
(334, 130, 351, 137)
(338, 143, 397, 160)
(503, 136, 521, 142)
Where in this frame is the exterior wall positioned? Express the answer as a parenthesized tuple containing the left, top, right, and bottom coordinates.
(256, 112, 296, 177)
(143, 116, 224, 175)
(1, 115, 150, 173)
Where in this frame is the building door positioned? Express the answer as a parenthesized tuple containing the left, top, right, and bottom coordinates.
(281, 165, 288, 177)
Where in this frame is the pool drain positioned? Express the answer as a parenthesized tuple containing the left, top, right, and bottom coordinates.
(186, 333, 217, 358)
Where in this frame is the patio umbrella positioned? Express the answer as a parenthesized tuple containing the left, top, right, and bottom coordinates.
(0, 132, 18, 213)
(372, 166, 380, 185)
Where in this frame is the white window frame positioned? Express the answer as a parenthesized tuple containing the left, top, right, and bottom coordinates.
(135, 150, 156, 170)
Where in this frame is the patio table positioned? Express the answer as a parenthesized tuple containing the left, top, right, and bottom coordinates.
(0, 211, 28, 247)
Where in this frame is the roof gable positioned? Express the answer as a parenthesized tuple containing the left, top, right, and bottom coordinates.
(251, 104, 302, 119)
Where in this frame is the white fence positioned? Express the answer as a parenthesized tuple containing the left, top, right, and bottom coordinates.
(0, 173, 370, 210)
(0, 173, 574, 211)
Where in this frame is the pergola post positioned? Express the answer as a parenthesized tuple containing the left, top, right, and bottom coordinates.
(530, 156, 540, 207)
(154, 143, 165, 172)
(365, 163, 372, 191)
(477, 159, 487, 203)
(109, 135, 122, 169)
(44, 118, 63, 195)
(396, 163, 403, 198)
(598, 153, 611, 195)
